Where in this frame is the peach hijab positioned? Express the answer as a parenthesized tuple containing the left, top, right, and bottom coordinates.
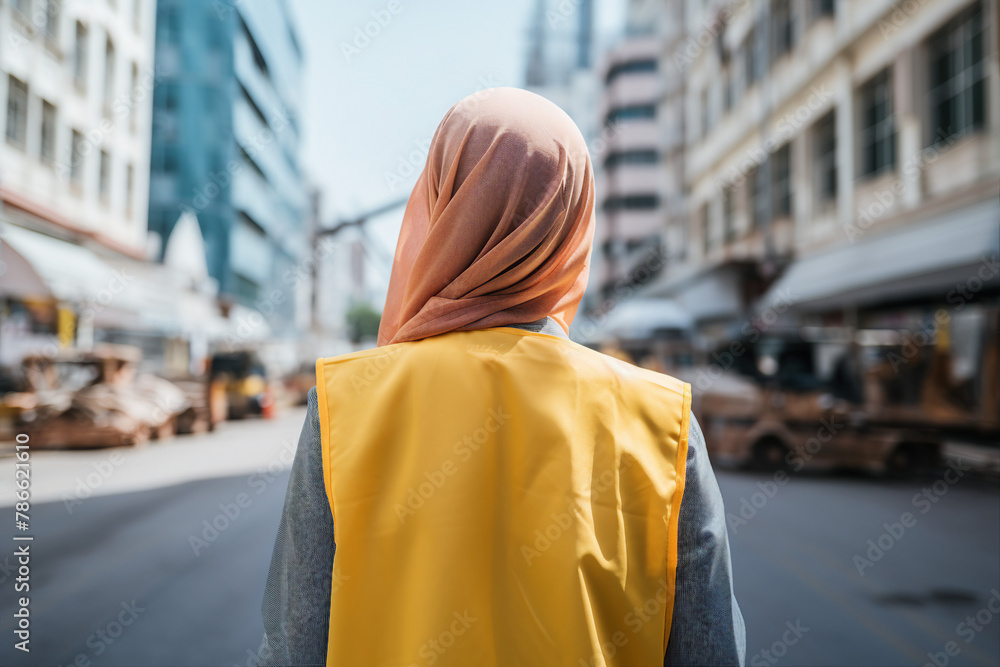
(376, 87, 596, 347)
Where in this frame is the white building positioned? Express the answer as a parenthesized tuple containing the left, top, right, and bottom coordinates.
(0, 0, 155, 253)
(0, 1, 229, 376)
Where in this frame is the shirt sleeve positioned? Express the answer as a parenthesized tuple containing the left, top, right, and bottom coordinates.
(664, 413, 747, 667)
(258, 387, 333, 667)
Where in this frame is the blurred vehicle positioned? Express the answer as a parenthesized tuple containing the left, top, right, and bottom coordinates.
(4, 344, 196, 449)
(282, 362, 316, 406)
(688, 308, 1000, 474)
(582, 298, 696, 371)
(209, 350, 276, 420)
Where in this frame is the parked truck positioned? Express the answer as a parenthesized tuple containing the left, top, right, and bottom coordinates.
(687, 307, 1000, 474)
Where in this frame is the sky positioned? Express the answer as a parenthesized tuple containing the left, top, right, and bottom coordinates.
(287, 0, 625, 300)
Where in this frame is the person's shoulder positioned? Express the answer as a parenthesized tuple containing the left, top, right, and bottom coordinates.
(565, 344, 689, 399)
(315, 341, 409, 370)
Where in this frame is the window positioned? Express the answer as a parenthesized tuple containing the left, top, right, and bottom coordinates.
(99, 150, 111, 201)
(158, 6, 179, 44)
(104, 38, 116, 109)
(928, 1, 986, 145)
(240, 17, 269, 78)
(74, 22, 88, 88)
(859, 68, 895, 177)
(239, 145, 266, 180)
(70, 130, 85, 184)
(604, 149, 658, 169)
(701, 204, 711, 254)
(129, 62, 139, 132)
(744, 28, 761, 87)
(813, 111, 837, 202)
(722, 186, 735, 243)
(605, 105, 656, 126)
(125, 163, 135, 217)
(5, 76, 28, 148)
(701, 87, 713, 136)
(812, 0, 836, 21)
(749, 162, 768, 229)
(151, 145, 178, 174)
(159, 82, 178, 111)
(606, 59, 657, 84)
(239, 82, 268, 127)
(772, 144, 792, 218)
(43, 0, 62, 41)
(772, 0, 795, 58)
(40, 100, 57, 164)
(602, 194, 660, 212)
(723, 68, 733, 113)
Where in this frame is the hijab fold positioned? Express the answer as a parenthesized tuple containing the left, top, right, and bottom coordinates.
(376, 88, 596, 347)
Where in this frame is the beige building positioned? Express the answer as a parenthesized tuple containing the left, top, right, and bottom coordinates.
(591, 0, 687, 305)
(643, 0, 999, 345)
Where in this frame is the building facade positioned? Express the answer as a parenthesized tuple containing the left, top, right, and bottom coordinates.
(644, 0, 998, 348)
(0, 0, 161, 369)
(148, 0, 307, 336)
(591, 0, 687, 305)
(1, 0, 155, 253)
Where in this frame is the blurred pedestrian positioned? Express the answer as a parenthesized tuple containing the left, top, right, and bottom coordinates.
(259, 88, 744, 667)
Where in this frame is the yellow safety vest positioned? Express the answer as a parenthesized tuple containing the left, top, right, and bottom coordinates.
(315, 326, 691, 667)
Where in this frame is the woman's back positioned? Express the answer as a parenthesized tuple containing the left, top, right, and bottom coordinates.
(317, 326, 690, 666)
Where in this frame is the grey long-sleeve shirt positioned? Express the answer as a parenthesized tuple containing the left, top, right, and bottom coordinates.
(259, 319, 745, 666)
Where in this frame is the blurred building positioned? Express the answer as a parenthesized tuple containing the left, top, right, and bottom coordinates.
(0, 0, 162, 369)
(591, 0, 687, 304)
(524, 0, 601, 166)
(641, 0, 999, 347)
(148, 0, 307, 337)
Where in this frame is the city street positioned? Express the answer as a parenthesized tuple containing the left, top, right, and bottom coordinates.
(0, 410, 998, 666)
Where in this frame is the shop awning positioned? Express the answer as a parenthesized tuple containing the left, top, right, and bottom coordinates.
(0, 223, 120, 303)
(0, 224, 227, 337)
(642, 263, 745, 323)
(579, 297, 694, 344)
(758, 198, 1000, 313)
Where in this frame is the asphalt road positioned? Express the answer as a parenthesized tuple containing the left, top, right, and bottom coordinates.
(0, 419, 997, 666)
